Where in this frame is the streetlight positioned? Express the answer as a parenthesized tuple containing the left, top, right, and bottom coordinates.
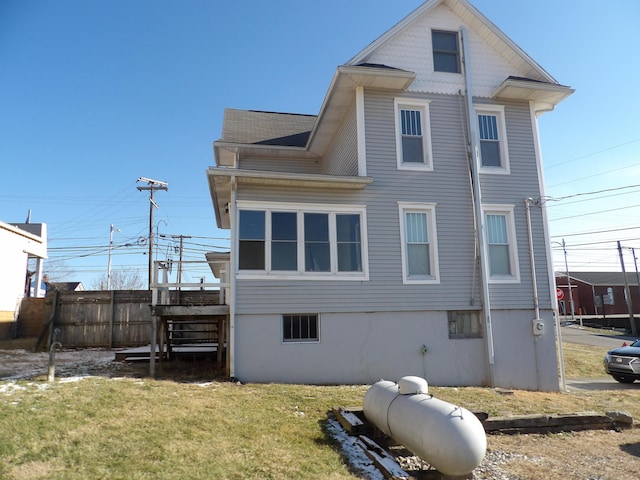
(552, 240, 576, 325)
(107, 224, 120, 290)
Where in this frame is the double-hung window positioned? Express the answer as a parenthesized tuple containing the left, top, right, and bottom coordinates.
(398, 203, 439, 284)
(237, 202, 368, 280)
(483, 205, 519, 282)
(395, 98, 433, 170)
(432, 30, 460, 73)
(476, 105, 509, 173)
(271, 211, 297, 271)
(238, 210, 265, 270)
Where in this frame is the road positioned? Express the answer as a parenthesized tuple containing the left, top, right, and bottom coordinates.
(560, 324, 636, 350)
(560, 325, 639, 391)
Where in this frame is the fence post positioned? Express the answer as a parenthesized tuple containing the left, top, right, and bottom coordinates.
(109, 290, 116, 349)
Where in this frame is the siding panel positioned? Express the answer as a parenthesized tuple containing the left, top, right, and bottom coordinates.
(324, 102, 359, 175)
(234, 93, 551, 315)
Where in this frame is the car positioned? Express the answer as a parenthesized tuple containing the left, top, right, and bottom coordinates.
(604, 339, 640, 383)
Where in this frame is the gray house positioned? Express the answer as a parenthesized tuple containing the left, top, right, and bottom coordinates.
(207, 0, 573, 390)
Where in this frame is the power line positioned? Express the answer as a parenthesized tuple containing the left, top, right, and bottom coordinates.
(548, 203, 640, 222)
(545, 137, 640, 170)
(548, 160, 640, 190)
(550, 225, 640, 239)
(541, 183, 640, 205)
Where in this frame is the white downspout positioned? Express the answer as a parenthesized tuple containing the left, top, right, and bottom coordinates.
(460, 28, 495, 385)
(229, 175, 237, 379)
(525, 198, 540, 320)
(529, 102, 565, 391)
(356, 85, 367, 176)
(525, 197, 543, 389)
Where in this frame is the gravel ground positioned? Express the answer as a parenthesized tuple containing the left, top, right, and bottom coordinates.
(326, 415, 528, 480)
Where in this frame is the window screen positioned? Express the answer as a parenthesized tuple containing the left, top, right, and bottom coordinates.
(478, 114, 501, 167)
(432, 30, 460, 73)
(486, 214, 510, 275)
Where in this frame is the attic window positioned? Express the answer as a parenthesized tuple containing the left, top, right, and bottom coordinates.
(432, 30, 460, 73)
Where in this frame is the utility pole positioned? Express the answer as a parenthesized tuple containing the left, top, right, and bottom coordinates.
(137, 177, 168, 289)
(632, 248, 640, 300)
(617, 241, 637, 336)
(562, 239, 576, 325)
(160, 234, 191, 291)
(107, 224, 120, 290)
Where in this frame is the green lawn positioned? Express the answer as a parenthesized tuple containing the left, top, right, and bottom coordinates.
(0, 339, 636, 479)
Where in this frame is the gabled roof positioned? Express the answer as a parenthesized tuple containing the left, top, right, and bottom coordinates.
(47, 282, 84, 292)
(348, 0, 555, 84)
(557, 272, 640, 287)
(221, 109, 315, 147)
(1, 221, 48, 258)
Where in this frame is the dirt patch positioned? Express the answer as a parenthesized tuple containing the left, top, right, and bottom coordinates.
(0, 338, 223, 382)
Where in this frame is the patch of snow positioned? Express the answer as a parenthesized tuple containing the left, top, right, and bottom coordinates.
(325, 416, 384, 480)
(57, 376, 88, 384)
(0, 381, 27, 395)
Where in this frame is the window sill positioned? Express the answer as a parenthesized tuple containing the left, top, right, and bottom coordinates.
(402, 277, 440, 285)
(480, 166, 510, 175)
(398, 163, 433, 172)
(238, 273, 369, 281)
(488, 275, 520, 284)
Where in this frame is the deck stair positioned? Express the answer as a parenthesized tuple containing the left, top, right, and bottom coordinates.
(150, 300, 229, 365)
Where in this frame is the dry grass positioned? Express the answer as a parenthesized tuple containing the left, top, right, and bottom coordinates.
(1, 337, 639, 479)
(562, 340, 610, 378)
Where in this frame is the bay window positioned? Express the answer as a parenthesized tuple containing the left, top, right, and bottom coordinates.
(237, 202, 368, 280)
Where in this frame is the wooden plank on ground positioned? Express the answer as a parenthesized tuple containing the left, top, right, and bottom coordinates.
(332, 406, 371, 436)
(356, 435, 410, 480)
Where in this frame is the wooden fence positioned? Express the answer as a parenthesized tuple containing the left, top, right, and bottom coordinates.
(22, 290, 222, 349)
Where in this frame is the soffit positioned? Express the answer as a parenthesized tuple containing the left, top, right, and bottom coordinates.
(307, 65, 415, 156)
(207, 167, 373, 229)
(492, 77, 574, 111)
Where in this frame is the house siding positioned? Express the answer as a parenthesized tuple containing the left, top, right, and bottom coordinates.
(239, 156, 322, 174)
(324, 101, 359, 176)
(234, 92, 552, 314)
(479, 101, 552, 308)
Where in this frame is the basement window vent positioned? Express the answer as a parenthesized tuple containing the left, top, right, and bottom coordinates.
(448, 311, 483, 339)
(282, 314, 319, 343)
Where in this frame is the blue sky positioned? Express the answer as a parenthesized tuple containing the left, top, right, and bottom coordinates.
(2, 0, 640, 287)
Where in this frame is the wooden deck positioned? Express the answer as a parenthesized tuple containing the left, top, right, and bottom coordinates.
(114, 343, 223, 362)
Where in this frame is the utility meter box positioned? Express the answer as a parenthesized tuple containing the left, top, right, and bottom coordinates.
(533, 319, 544, 336)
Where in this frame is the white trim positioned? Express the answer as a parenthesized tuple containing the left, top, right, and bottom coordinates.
(236, 201, 369, 281)
(394, 98, 433, 171)
(475, 104, 510, 175)
(356, 86, 367, 176)
(398, 202, 440, 284)
(482, 204, 520, 283)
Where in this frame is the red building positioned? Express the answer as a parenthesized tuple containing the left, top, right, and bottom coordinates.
(555, 272, 640, 330)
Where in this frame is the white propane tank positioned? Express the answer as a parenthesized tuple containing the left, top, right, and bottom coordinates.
(363, 377, 486, 477)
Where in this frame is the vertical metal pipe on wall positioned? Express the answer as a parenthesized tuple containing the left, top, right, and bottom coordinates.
(460, 28, 495, 385)
(229, 175, 237, 379)
(525, 199, 540, 320)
